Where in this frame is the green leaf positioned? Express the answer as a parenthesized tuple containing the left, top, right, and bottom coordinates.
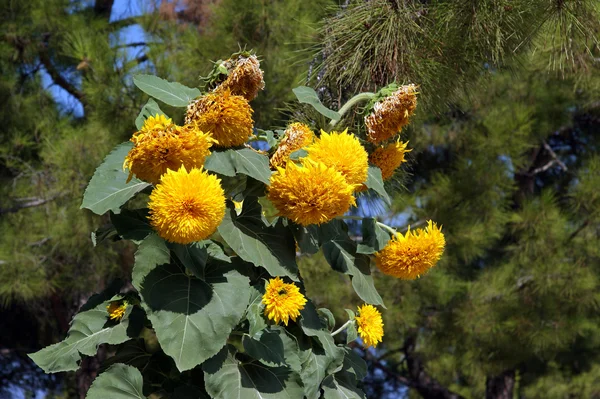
(246, 286, 267, 337)
(318, 308, 336, 331)
(364, 166, 391, 206)
(86, 364, 146, 399)
(81, 142, 150, 215)
(29, 297, 134, 373)
(292, 86, 341, 121)
(243, 330, 286, 367)
(136, 258, 250, 371)
(100, 339, 151, 371)
(357, 217, 391, 254)
(132, 234, 170, 292)
(344, 309, 356, 321)
(346, 322, 358, 344)
(290, 223, 320, 255)
(204, 148, 272, 185)
(289, 148, 308, 161)
(169, 242, 208, 279)
(110, 209, 152, 241)
(322, 372, 366, 399)
(91, 223, 118, 247)
(135, 98, 165, 130)
(203, 346, 304, 399)
(133, 74, 201, 107)
(218, 198, 299, 280)
(342, 348, 367, 380)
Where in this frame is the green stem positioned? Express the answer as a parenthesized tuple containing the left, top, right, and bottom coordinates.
(331, 320, 354, 337)
(376, 221, 397, 236)
(329, 92, 376, 127)
(248, 134, 270, 142)
(334, 215, 397, 236)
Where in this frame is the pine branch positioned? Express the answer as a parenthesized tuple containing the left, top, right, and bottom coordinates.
(94, 0, 115, 20)
(38, 46, 86, 106)
(0, 194, 61, 215)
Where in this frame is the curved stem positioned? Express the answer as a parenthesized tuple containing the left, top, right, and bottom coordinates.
(334, 215, 397, 236)
(329, 92, 376, 127)
(331, 320, 354, 337)
(376, 221, 397, 236)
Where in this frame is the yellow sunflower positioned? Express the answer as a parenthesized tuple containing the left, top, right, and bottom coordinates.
(107, 301, 127, 321)
(185, 89, 253, 148)
(270, 122, 314, 168)
(375, 220, 445, 280)
(262, 277, 307, 325)
(369, 140, 411, 180)
(148, 166, 226, 244)
(365, 84, 418, 144)
(124, 116, 214, 184)
(267, 159, 356, 226)
(305, 129, 368, 187)
(217, 54, 265, 101)
(355, 304, 384, 348)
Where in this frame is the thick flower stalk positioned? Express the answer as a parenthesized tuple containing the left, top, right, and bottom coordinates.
(185, 89, 254, 147)
(106, 301, 127, 321)
(268, 159, 356, 226)
(375, 220, 445, 279)
(270, 122, 314, 168)
(124, 115, 214, 184)
(369, 140, 411, 180)
(355, 304, 384, 348)
(148, 166, 226, 244)
(365, 84, 418, 144)
(217, 54, 265, 101)
(305, 129, 369, 187)
(262, 277, 307, 325)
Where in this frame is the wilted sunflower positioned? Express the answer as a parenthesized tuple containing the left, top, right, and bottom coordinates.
(148, 166, 226, 244)
(217, 54, 265, 101)
(375, 220, 445, 280)
(270, 122, 314, 168)
(107, 301, 127, 321)
(262, 277, 307, 325)
(369, 140, 411, 180)
(185, 90, 253, 148)
(268, 159, 356, 226)
(305, 129, 368, 187)
(124, 116, 214, 184)
(355, 304, 384, 348)
(365, 84, 418, 144)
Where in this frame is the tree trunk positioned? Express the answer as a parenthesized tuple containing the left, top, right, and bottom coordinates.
(485, 370, 515, 399)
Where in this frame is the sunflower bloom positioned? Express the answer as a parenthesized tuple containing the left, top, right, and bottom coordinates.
(355, 304, 384, 348)
(107, 301, 127, 321)
(268, 159, 356, 226)
(270, 122, 314, 168)
(148, 166, 226, 244)
(262, 277, 307, 325)
(124, 116, 214, 184)
(305, 130, 368, 186)
(369, 140, 411, 180)
(375, 220, 445, 279)
(217, 54, 265, 101)
(185, 90, 254, 148)
(365, 84, 418, 144)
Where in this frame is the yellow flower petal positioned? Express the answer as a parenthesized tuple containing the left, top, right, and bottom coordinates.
(262, 277, 307, 325)
(369, 140, 411, 180)
(106, 301, 127, 321)
(355, 304, 384, 348)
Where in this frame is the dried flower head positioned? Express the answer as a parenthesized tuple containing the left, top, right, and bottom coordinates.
(268, 159, 356, 226)
(124, 116, 214, 184)
(185, 90, 254, 148)
(375, 220, 445, 279)
(355, 304, 384, 348)
(305, 129, 368, 187)
(369, 140, 411, 180)
(365, 84, 418, 144)
(262, 277, 307, 325)
(217, 54, 265, 101)
(148, 166, 226, 244)
(270, 122, 314, 168)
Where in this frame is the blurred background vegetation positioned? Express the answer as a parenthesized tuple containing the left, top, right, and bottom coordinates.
(1, 0, 599, 398)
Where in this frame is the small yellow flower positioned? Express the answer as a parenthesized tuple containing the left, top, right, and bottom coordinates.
(262, 277, 307, 325)
(148, 166, 226, 244)
(217, 54, 265, 101)
(355, 304, 384, 348)
(305, 129, 368, 187)
(185, 90, 254, 148)
(369, 140, 411, 180)
(375, 220, 445, 280)
(124, 116, 214, 184)
(107, 301, 127, 321)
(267, 159, 356, 226)
(270, 122, 314, 168)
(365, 84, 418, 144)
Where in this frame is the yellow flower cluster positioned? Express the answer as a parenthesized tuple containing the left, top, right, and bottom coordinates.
(268, 129, 368, 226)
(107, 301, 127, 321)
(369, 140, 411, 181)
(355, 304, 384, 348)
(375, 221, 445, 279)
(262, 277, 307, 325)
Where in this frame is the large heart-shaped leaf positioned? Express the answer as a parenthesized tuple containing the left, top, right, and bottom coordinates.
(357, 217, 391, 254)
(204, 148, 271, 185)
(81, 143, 150, 215)
(321, 372, 366, 399)
(86, 364, 146, 399)
(133, 75, 201, 107)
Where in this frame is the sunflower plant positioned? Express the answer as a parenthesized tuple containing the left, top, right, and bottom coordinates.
(29, 53, 445, 398)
